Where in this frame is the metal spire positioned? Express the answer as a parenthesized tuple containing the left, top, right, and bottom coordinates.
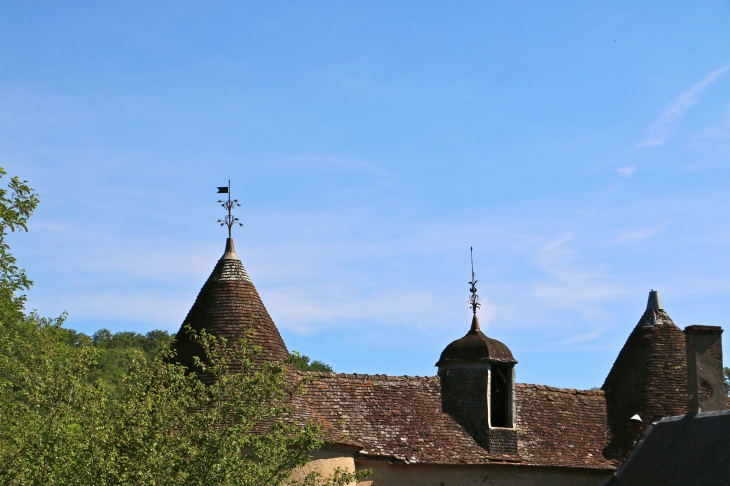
(217, 180, 243, 238)
(469, 246, 481, 316)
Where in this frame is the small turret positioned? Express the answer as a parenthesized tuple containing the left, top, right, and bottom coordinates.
(436, 249, 518, 455)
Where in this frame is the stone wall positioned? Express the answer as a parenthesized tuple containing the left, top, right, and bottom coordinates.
(290, 450, 357, 486)
(355, 464, 612, 486)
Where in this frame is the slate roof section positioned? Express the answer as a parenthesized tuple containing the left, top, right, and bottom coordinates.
(173, 238, 289, 372)
(609, 410, 730, 486)
(298, 373, 615, 470)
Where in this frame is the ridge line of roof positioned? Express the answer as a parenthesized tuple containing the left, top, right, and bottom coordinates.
(303, 372, 440, 381)
(301, 373, 606, 394)
(657, 408, 730, 423)
(516, 383, 605, 396)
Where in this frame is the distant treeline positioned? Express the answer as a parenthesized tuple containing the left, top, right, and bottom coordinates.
(59, 327, 333, 398)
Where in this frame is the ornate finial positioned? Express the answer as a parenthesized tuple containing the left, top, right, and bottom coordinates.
(469, 246, 481, 316)
(217, 180, 243, 238)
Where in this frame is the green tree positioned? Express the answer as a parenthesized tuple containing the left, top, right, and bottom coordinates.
(103, 323, 361, 486)
(1, 318, 365, 485)
(0, 169, 39, 324)
(87, 328, 172, 399)
(0, 313, 110, 485)
(0, 169, 367, 486)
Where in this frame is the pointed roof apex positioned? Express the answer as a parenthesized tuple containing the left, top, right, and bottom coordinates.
(470, 314, 481, 333)
(222, 237, 239, 260)
(646, 290, 663, 310)
(636, 290, 674, 328)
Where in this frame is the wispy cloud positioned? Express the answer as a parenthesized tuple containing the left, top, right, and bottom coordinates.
(690, 103, 730, 152)
(638, 66, 730, 148)
(609, 227, 662, 245)
(533, 233, 622, 318)
(24, 222, 217, 283)
(263, 286, 496, 336)
(542, 232, 575, 252)
(68, 293, 192, 327)
(557, 329, 608, 345)
(616, 166, 635, 178)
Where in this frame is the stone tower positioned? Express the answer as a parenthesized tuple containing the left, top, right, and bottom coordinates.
(602, 290, 687, 458)
(436, 314, 518, 455)
(172, 237, 289, 374)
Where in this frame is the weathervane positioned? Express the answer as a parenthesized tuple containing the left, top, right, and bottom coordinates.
(217, 180, 243, 238)
(469, 246, 481, 315)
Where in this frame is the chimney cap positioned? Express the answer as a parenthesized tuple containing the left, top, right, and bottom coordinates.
(646, 290, 663, 310)
(684, 325, 723, 333)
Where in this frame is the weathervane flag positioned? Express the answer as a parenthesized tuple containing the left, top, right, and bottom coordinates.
(217, 180, 242, 238)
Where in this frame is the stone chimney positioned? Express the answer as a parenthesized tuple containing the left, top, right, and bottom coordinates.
(684, 325, 725, 412)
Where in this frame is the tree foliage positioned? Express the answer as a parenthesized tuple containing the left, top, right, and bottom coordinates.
(0, 169, 39, 323)
(63, 329, 334, 400)
(85, 328, 172, 399)
(290, 351, 334, 373)
(0, 169, 366, 486)
(1, 316, 364, 485)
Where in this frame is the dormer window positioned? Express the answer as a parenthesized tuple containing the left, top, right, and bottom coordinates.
(490, 365, 513, 428)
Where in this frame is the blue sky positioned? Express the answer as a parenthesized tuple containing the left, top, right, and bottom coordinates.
(2, 1, 730, 389)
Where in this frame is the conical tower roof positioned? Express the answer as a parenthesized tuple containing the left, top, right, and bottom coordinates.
(172, 238, 289, 372)
(602, 290, 687, 458)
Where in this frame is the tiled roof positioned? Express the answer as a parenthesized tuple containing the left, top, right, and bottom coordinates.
(173, 238, 289, 372)
(297, 372, 616, 470)
(609, 410, 730, 486)
(516, 384, 616, 469)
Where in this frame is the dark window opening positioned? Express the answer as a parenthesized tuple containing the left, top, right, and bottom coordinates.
(490, 367, 509, 427)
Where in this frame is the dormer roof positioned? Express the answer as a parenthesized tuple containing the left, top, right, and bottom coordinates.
(436, 315, 516, 367)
